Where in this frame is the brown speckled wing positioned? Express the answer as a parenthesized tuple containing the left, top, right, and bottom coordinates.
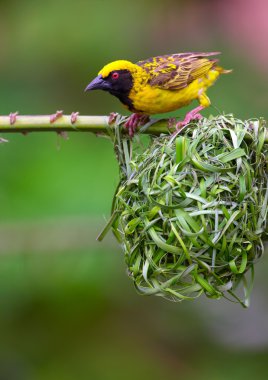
(136, 52, 221, 90)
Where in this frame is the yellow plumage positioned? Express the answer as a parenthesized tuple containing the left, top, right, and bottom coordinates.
(129, 71, 216, 114)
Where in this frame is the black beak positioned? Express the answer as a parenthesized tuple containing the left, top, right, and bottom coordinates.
(84, 74, 107, 92)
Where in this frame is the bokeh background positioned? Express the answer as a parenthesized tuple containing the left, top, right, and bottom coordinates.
(0, 0, 267, 379)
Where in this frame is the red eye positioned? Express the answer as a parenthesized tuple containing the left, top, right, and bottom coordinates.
(112, 72, 119, 79)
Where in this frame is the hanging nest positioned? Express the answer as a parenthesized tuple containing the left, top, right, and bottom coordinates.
(102, 115, 268, 307)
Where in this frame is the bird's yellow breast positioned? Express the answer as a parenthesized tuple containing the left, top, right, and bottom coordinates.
(130, 69, 220, 115)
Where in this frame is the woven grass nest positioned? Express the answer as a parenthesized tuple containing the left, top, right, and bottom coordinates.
(103, 115, 268, 307)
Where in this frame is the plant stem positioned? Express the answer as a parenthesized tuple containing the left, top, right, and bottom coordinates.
(0, 114, 267, 142)
(0, 115, 168, 134)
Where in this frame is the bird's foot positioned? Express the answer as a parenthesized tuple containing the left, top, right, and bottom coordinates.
(125, 114, 149, 137)
(175, 105, 205, 133)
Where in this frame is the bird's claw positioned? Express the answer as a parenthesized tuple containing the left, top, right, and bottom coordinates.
(175, 106, 205, 133)
(125, 114, 139, 137)
(175, 113, 203, 130)
(125, 114, 149, 137)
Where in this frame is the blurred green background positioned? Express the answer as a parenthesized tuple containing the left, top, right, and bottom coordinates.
(0, 0, 267, 379)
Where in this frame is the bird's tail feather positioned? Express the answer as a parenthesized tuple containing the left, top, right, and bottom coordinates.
(216, 65, 233, 74)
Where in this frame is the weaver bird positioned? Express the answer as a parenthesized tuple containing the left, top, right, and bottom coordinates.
(85, 52, 231, 136)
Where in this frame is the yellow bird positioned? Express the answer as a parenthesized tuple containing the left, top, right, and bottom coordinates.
(85, 52, 231, 136)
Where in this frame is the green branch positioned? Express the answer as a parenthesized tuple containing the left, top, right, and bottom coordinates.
(0, 113, 267, 142)
(0, 114, 168, 135)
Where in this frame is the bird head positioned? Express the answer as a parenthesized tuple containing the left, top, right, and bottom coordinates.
(85, 60, 144, 96)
